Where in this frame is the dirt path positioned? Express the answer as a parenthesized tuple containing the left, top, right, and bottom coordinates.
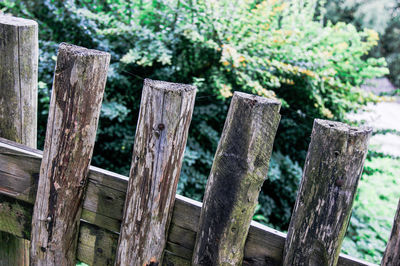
(347, 78, 400, 157)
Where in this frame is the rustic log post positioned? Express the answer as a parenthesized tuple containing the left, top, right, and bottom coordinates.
(381, 198, 400, 266)
(30, 43, 110, 265)
(283, 119, 372, 266)
(0, 15, 38, 266)
(192, 92, 281, 266)
(115, 79, 196, 266)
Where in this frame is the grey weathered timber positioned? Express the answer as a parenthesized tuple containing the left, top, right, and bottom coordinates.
(283, 119, 372, 266)
(30, 43, 110, 265)
(192, 92, 281, 266)
(0, 15, 38, 147)
(0, 15, 38, 266)
(381, 198, 400, 266)
(0, 138, 377, 266)
(115, 79, 196, 266)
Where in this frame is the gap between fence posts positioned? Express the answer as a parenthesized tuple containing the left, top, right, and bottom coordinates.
(283, 119, 372, 266)
(192, 92, 281, 266)
(115, 79, 196, 266)
(381, 198, 400, 265)
(0, 15, 38, 266)
(30, 43, 110, 265)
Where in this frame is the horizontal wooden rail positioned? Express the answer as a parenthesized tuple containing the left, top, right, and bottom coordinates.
(0, 137, 376, 266)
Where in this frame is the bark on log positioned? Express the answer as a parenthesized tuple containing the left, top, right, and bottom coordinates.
(381, 198, 400, 266)
(283, 119, 372, 266)
(115, 79, 196, 266)
(192, 92, 281, 266)
(0, 15, 38, 266)
(30, 43, 110, 265)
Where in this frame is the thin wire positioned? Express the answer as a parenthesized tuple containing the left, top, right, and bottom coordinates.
(119, 67, 321, 121)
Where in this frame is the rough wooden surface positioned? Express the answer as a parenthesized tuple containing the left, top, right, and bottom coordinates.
(0, 15, 38, 266)
(192, 92, 281, 266)
(381, 198, 400, 266)
(0, 15, 38, 147)
(0, 139, 377, 266)
(115, 79, 196, 266)
(30, 43, 110, 265)
(283, 119, 372, 266)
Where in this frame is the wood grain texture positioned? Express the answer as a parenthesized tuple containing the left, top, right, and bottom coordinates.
(0, 15, 38, 266)
(30, 43, 110, 265)
(381, 198, 400, 266)
(115, 79, 196, 266)
(192, 92, 281, 266)
(0, 139, 377, 266)
(283, 119, 372, 266)
(0, 15, 38, 148)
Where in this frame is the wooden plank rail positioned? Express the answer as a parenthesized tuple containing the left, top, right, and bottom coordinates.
(192, 92, 281, 265)
(116, 79, 196, 265)
(30, 43, 110, 265)
(0, 14, 38, 266)
(0, 137, 377, 266)
(283, 119, 372, 266)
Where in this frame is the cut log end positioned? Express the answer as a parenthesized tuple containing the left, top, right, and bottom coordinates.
(233, 91, 281, 109)
(0, 15, 38, 27)
(58, 43, 111, 58)
(314, 119, 372, 135)
(144, 78, 196, 92)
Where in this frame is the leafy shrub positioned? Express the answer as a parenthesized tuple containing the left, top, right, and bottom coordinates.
(1, 0, 388, 232)
(342, 154, 400, 263)
(325, 0, 400, 87)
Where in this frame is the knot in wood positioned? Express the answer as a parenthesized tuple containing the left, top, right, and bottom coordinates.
(157, 123, 165, 130)
(335, 179, 344, 187)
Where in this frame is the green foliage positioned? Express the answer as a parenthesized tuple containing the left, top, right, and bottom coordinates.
(342, 154, 400, 264)
(324, 0, 400, 87)
(0, 0, 389, 238)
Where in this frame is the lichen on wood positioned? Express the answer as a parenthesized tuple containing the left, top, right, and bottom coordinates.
(0, 15, 38, 266)
(115, 79, 196, 266)
(192, 92, 281, 266)
(283, 119, 372, 266)
(0, 138, 379, 266)
(30, 43, 110, 265)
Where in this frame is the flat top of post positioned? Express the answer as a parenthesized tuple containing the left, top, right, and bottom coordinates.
(315, 119, 372, 134)
(0, 15, 37, 27)
(234, 91, 281, 106)
(59, 43, 110, 58)
(144, 78, 196, 92)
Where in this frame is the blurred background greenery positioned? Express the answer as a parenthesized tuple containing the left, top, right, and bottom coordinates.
(1, 0, 399, 264)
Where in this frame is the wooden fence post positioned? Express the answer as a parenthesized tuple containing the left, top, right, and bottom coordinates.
(381, 198, 400, 265)
(192, 92, 281, 266)
(115, 79, 196, 266)
(0, 15, 38, 266)
(30, 43, 110, 265)
(283, 119, 371, 266)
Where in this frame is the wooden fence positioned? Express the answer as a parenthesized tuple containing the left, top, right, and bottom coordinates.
(0, 15, 399, 266)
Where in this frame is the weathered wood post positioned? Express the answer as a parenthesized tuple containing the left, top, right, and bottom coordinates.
(0, 15, 38, 266)
(192, 92, 281, 266)
(115, 79, 196, 266)
(30, 43, 110, 265)
(283, 119, 371, 266)
(381, 198, 400, 266)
